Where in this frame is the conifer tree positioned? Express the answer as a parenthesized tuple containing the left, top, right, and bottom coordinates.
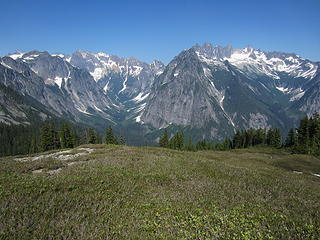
(159, 129, 169, 148)
(233, 130, 242, 148)
(40, 123, 59, 151)
(119, 135, 126, 145)
(169, 132, 184, 150)
(285, 128, 297, 147)
(297, 116, 310, 153)
(60, 123, 74, 148)
(186, 136, 195, 151)
(29, 134, 38, 154)
(87, 128, 97, 144)
(105, 125, 117, 144)
(273, 128, 281, 148)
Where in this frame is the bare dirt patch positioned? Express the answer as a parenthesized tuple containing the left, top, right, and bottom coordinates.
(13, 147, 95, 175)
(15, 148, 94, 162)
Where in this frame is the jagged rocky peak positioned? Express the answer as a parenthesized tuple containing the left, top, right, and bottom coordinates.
(190, 43, 318, 80)
(192, 42, 234, 59)
(69, 50, 164, 83)
(150, 60, 165, 75)
(18, 50, 73, 88)
(7, 51, 25, 60)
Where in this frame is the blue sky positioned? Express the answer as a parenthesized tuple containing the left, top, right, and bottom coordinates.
(1, 0, 319, 63)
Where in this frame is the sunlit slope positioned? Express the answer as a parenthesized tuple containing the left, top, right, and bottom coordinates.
(1, 145, 319, 239)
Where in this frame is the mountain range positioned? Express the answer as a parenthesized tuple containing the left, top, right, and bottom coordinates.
(1, 43, 319, 144)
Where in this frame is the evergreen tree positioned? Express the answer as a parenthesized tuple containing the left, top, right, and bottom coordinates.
(40, 123, 59, 151)
(233, 130, 242, 149)
(87, 128, 97, 144)
(29, 134, 38, 154)
(0, 120, 84, 157)
(105, 126, 117, 144)
(222, 138, 232, 150)
(309, 113, 320, 154)
(60, 123, 74, 148)
(285, 128, 297, 147)
(255, 129, 266, 145)
(186, 136, 195, 151)
(72, 129, 80, 147)
(266, 128, 281, 147)
(119, 135, 126, 145)
(169, 132, 184, 150)
(244, 128, 255, 147)
(273, 128, 281, 148)
(159, 129, 169, 148)
(297, 116, 310, 154)
(196, 139, 208, 150)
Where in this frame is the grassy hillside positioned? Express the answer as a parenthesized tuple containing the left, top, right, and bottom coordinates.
(0, 145, 320, 239)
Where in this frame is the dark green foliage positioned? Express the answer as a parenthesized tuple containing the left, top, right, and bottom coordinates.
(0, 123, 38, 156)
(169, 132, 184, 150)
(159, 129, 169, 148)
(1, 120, 90, 156)
(87, 128, 99, 144)
(29, 134, 38, 154)
(255, 128, 266, 145)
(104, 125, 126, 145)
(40, 123, 60, 152)
(286, 113, 320, 155)
(118, 135, 126, 145)
(105, 126, 117, 144)
(196, 139, 211, 150)
(285, 128, 297, 148)
(60, 123, 74, 149)
(159, 128, 278, 152)
(233, 130, 243, 148)
(185, 136, 196, 151)
(230, 128, 278, 150)
(159, 130, 185, 150)
(266, 128, 281, 148)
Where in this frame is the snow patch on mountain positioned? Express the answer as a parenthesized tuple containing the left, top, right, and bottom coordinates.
(194, 44, 318, 80)
(290, 88, 305, 101)
(54, 77, 63, 88)
(76, 107, 93, 116)
(130, 66, 143, 76)
(133, 92, 149, 102)
(103, 82, 109, 92)
(135, 115, 143, 123)
(23, 54, 40, 61)
(93, 105, 103, 112)
(203, 67, 211, 77)
(52, 54, 65, 58)
(8, 52, 24, 60)
(0, 60, 12, 69)
(276, 86, 291, 93)
(90, 67, 106, 81)
(119, 62, 129, 94)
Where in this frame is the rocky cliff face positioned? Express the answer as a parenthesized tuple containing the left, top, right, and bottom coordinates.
(68, 50, 164, 100)
(1, 43, 319, 142)
(1, 52, 114, 125)
(140, 43, 319, 140)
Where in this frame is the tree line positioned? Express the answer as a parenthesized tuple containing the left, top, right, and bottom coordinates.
(285, 113, 320, 155)
(0, 123, 37, 157)
(1, 113, 319, 157)
(0, 122, 125, 157)
(159, 127, 282, 151)
(39, 123, 125, 153)
(159, 113, 320, 156)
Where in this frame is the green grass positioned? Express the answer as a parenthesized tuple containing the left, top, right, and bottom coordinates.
(0, 145, 319, 239)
